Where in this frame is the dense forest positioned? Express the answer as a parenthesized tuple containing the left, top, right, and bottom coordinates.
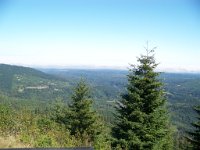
(0, 52, 200, 149)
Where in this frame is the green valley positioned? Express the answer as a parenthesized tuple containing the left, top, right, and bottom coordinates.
(0, 64, 200, 149)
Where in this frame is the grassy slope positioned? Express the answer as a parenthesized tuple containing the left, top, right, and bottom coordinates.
(0, 136, 29, 148)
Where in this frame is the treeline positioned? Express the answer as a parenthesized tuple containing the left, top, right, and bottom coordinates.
(0, 48, 200, 150)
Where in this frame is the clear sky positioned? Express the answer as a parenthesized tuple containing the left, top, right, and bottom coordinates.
(0, 0, 199, 72)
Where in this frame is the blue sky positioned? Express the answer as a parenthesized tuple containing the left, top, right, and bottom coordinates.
(0, 0, 199, 72)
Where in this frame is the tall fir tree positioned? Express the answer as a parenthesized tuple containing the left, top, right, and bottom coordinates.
(188, 106, 200, 150)
(68, 79, 104, 147)
(112, 45, 173, 150)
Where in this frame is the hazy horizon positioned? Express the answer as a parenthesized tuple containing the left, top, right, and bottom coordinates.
(1, 62, 200, 74)
(0, 0, 199, 72)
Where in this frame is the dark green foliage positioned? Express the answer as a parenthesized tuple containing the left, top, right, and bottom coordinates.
(173, 131, 192, 150)
(68, 80, 102, 146)
(112, 48, 173, 150)
(50, 99, 69, 125)
(188, 106, 200, 150)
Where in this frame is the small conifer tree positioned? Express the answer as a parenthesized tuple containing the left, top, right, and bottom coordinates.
(112, 45, 173, 150)
(69, 79, 103, 146)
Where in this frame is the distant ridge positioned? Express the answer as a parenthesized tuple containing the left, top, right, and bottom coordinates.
(0, 64, 68, 101)
(0, 63, 64, 81)
(0, 63, 49, 77)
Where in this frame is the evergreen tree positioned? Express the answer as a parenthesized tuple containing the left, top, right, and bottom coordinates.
(68, 79, 103, 146)
(50, 98, 69, 125)
(112, 46, 173, 150)
(188, 106, 200, 150)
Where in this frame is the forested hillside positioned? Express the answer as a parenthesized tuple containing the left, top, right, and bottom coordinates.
(0, 64, 200, 135)
(0, 64, 71, 101)
(41, 68, 200, 131)
(0, 64, 200, 129)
